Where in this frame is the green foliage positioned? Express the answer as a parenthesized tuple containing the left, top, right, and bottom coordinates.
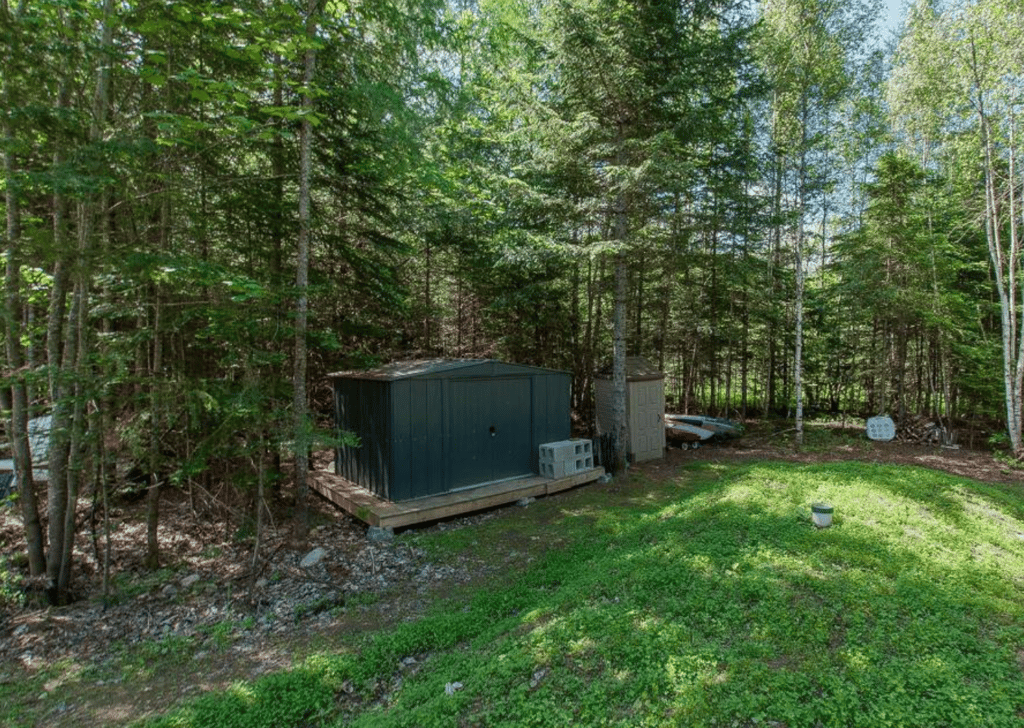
(146, 669, 334, 728)
(107, 568, 178, 604)
(198, 621, 235, 651)
(0, 556, 23, 610)
(144, 461, 1024, 727)
(796, 424, 872, 452)
(133, 636, 196, 667)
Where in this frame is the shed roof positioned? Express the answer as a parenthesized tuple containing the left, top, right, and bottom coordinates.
(595, 356, 664, 381)
(329, 358, 567, 381)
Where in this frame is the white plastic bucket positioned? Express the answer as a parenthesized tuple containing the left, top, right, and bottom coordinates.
(811, 502, 834, 528)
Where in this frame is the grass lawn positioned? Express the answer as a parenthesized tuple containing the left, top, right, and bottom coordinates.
(121, 461, 1024, 725)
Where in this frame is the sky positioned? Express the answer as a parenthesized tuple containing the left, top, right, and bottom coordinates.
(883, 0, 907, 35)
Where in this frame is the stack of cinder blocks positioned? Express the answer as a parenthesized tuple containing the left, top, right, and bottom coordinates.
(538, 439, 594, 479)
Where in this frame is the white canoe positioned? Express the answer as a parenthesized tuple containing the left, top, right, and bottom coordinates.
(665, 422, 715, 449)
(665, 414, 742, 436)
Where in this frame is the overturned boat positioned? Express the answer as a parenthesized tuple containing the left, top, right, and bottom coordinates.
(665, 421, 715, 449)
(666, 414, 742, 434)
(664, 414, 743, 448)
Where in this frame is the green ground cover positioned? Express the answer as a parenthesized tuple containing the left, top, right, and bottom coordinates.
(110, 461, 1024, 725)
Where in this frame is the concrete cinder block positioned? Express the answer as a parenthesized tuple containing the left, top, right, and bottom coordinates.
(540, 455, 594, 479)
(539, 439, 593, 464)
(539, 440, 577, 462)
(540, 459, 574, 479)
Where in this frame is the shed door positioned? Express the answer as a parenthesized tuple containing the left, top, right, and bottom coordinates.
(450, 378, 532, 489)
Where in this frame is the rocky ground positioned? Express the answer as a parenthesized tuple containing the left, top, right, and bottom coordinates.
(0, 493, 501, 671)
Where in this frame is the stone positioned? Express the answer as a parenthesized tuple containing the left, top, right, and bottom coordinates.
(161, 584, 178, 598)
(180, 574, 201, 589)
(300, 547, 327, 569)
(367, 526, 394, 543)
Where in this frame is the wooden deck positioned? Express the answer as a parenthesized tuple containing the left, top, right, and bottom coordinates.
(310, 466, 606, 529)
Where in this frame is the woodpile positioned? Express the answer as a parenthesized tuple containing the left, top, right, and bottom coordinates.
(895, 416, 951, 445)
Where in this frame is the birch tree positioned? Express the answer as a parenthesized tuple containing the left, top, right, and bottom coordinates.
(757, 0, 880, 443)
(889, 0, 1024, 455)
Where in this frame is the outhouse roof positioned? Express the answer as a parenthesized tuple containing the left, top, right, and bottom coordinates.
(595, 356, 664, 381)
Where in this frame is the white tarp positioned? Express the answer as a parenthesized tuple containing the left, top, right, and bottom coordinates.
(866, 415, 895, 441)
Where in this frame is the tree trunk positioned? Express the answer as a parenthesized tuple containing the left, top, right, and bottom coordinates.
(971, 38, 1023, 456)
(46, 270, 79, 593)
(58, 275, 90, 599)
(2, 0, 45, 577)
(145, 292, 162, 570)
(793, 100, 808, 447)
(293, 0, 318, 543)
(3, 169, 44, 577)
(767, 146, 784, 417)
(611, 251, 628, 472)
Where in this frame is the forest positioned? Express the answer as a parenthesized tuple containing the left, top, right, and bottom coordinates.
(2, 0, 1023, 609)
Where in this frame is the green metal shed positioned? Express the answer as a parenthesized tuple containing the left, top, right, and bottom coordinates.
(330, 359, 571, 502)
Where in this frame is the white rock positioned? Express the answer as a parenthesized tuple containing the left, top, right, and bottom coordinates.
(300, 547, 327, 569)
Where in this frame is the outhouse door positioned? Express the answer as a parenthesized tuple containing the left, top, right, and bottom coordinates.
(449, 377, 533, 489)
(629, 379, 665, 462)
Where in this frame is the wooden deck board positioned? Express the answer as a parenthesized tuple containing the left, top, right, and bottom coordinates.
(311, 467, 605, 529)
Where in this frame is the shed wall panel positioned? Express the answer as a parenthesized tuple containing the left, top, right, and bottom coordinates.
(336, 379, 391, 499)
(426, 381, 445, 493)
(390, 380, 412, 502)
(531, 374, 571, 471)
(400, 379, 446, 499)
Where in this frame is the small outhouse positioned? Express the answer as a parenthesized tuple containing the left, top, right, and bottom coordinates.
(594, 356, 666, 463)
(330, 359, 570, 502)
